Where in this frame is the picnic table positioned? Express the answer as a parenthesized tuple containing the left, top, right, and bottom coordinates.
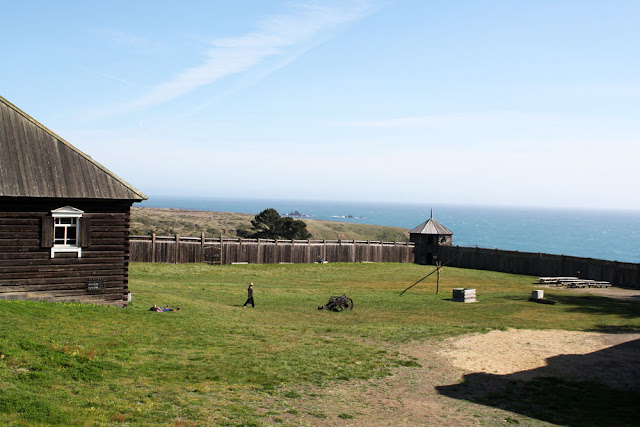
(538, 277, 612, 288)
(590, 281, 612, 288)
(538, 277, 578, 285)
(563, 280, 612, 288)
(566, 280, 591, 288)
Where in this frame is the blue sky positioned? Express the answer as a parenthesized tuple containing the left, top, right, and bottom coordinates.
(2, 1, 639, 209)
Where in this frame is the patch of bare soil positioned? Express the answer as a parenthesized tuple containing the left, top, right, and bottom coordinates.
(263, 339, 507, 426)
(439, 329, 640, 390)
(266, 329, 640, 426)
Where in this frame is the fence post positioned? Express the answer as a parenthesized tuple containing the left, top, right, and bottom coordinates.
(323, 239, 327, 262)
(257, 239, 262, 264)
(151, 233, 156, 263)
(291, 239, 295, 263)
(175, 234, 180, 264)
(274, 239, 278, 263)
(201, 232, 205, 263)
(352, 240, 357, 263)
(220, 235, 224, 265)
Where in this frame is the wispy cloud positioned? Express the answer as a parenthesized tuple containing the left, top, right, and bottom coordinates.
(99, 73, 131, 85)
(120, 1, 374, 113)
(342, 111, 534, 128)
(91, 28, 164, 51)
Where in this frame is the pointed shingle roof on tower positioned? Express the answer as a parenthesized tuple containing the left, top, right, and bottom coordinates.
(409, 211, 453, 235)
(0, 95, 146, 201)
(409, 218, 453, 235)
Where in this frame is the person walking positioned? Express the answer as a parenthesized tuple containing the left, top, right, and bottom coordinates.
(243, 282, 255, 308)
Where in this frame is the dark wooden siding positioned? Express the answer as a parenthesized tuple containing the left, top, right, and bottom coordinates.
(0, 197, 133, 304)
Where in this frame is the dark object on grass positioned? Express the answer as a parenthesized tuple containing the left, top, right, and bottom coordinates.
(529, 298, 558, 305)
(318, 295, 354, 311)
(150, 305, 180, 312)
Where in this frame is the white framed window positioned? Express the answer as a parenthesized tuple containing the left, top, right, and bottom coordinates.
(51, 206, 84, 258)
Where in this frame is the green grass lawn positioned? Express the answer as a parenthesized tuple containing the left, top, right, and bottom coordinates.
(1, 263, 639, 425)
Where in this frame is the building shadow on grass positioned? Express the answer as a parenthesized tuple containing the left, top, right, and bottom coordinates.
(552, 294, 640, 320)
(501, 293, 640, 321)
(436, 339, 640, 426)
(587, 324, 640, 333)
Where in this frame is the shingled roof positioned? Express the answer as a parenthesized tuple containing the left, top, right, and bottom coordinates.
(409, 217, 453, 235)
(0, 95, 146, 201)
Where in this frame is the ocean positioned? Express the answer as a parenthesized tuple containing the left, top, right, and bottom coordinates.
(139, 196, 640, 264)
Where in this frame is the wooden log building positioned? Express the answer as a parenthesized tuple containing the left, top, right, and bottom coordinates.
(0, 95, 146, 305)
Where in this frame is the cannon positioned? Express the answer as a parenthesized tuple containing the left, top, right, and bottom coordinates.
(318, 295, 354, 311)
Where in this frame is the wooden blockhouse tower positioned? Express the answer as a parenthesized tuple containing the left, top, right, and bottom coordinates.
(409, 211, 453, 265)
(0, 95, 146, 305)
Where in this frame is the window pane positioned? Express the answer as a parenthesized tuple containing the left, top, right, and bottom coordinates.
(55, 227, 65, 239)
(67, 227, 77, 244)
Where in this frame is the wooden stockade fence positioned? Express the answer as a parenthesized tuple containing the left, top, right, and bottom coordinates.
(130, 234, 416, 265)
(129, 234, 639, 289)
(439, 246, 640, 289)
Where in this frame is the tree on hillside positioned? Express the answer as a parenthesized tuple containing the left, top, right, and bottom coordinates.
(249, 208, 311, 240)
(250, 208, 281, 239)
(278, 217, 312, 240)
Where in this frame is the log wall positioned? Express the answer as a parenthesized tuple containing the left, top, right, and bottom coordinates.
(0, 198, 133, 304)
(130, 234, 416, 265)
(438, 246, 640, 289)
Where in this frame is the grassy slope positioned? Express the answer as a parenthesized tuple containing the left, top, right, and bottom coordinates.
(1, 263, 639, 425)
(130, 207, 410, 241)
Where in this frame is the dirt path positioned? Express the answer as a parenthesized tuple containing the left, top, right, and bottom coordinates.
(261, 287, 640, 425)
(439, 329, 640, 390)
(268, 329, 640, 426)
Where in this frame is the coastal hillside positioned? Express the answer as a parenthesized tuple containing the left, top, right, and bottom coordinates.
(130, 207, 410, 242)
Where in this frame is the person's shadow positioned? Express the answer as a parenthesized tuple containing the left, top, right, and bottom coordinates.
(436, 339, 640, 426)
